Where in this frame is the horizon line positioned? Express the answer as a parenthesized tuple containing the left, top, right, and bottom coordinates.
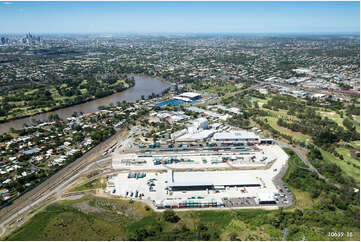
(1, 31, 360, 35)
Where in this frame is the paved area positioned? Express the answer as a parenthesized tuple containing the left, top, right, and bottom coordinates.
(106, 144, 290, 209)
(112, 145, 278, 170)
(222, 197, 257, 208)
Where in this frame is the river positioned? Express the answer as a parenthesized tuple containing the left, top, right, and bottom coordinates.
(0, 75, 171, 135)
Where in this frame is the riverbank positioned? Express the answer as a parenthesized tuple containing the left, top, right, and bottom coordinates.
(0, 75, 171, 135)
(0, 80, 135, 124)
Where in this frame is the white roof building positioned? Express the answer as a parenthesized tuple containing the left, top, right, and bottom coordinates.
(179, 92, 201, 99)
(213, 131, 259, 142)
(174, 96, 192, 102)
(192, 117, 208, 130)
(171, 129, 188, 140)
(312, 93, 327, 99)
(208, 105, 241, 114)
(176, 130, 215, 142)
(168, 170, 261, 189)
(257, 192, 276, 204)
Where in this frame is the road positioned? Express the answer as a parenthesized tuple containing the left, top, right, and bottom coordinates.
(275, 140, 340, 189)
(276, 140, 325, 178)
(0, 129, 129, 238)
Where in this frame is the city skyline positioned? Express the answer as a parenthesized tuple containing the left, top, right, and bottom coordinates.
(0, 1, 359, 34)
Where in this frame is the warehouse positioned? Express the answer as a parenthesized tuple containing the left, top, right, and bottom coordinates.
(175, 129, 215, 142)
(168, 170, 261, 191)
(192, 117, 208, 129)
(257, 192, 276, 204)
(178, 92, 202, 100)
(213, 130, 260, 143)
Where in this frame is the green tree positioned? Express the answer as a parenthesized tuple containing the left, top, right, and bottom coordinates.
(163, 209, 180, 223)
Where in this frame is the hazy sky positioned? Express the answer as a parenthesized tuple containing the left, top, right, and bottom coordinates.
(0, 1, 359, 34)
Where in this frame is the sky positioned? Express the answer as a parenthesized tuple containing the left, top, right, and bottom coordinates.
(0, 1, 359, 34)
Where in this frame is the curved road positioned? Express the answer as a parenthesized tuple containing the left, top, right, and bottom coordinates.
(275, 140, 340, 189)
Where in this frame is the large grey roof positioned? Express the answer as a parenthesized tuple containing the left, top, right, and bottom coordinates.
(213, 131, 259, 140)
(168, 170, 260, 187)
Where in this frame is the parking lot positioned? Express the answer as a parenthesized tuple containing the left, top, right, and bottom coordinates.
(222, 197, 258, 207)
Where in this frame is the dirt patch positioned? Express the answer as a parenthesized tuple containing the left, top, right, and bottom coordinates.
(72, 200, 106, 214)
(91, 199, 141, 220)
(350, 149, 360, 161)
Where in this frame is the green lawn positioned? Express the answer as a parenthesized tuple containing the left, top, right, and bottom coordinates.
(318, 111, 344, 126)
(338, 141, 360, 150)
(114, 79, 130, 88)
(266, 116, 311, 143)
(249, 96, 268, 103)
(5, 188, 359, 241)
(203, 85, 239, 94)
(282, 148, 317, 210)
(70, 178, 105, 192)
(335, 148, 359, 165)
(319, 147, 360, 183)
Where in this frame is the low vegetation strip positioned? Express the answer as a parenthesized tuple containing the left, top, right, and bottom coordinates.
(70, 178, 105, 192)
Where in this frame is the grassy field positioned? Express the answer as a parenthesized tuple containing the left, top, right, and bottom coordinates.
(203, 85, 240, 94)
(4, 196, 149, 241)
(252, 96, 311, 143)
(282, 148, 317, 210)
(335, 147, 359, 167)
(256, 96, 359, 184)
(266, 116, 311, 143)
(338, 141, 360, 150)
(318, 111, 344, 126)
(70, 178, 105, 192)
(4, 195, 281, 241)
(4, 180, 359, 241)
(319, 147, 360, 183)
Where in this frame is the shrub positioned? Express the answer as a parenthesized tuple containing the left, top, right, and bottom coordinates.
(163, 209, 180, 223)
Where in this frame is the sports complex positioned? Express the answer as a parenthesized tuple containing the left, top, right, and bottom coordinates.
(156, 92, 202, 106)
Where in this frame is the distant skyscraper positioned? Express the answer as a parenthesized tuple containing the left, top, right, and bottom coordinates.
(26, 32, 33, 39)
(0, 37, 5, 45)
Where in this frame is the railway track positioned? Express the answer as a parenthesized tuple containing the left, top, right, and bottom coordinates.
(0, 129, 129, 236)
(0, 148, 95, 223)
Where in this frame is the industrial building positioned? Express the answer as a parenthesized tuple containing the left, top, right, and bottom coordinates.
(257, 192, 277, 204)
(208, 105, 241, 114)
(185, 106, 230, 120)
(192, 117, 208, 129)
(171, 129, 188, 140)
(170, 117, 214, 142)
(156, 92, 202, 107)
(108, 144, 291, 210)
(175, 130, 215, 142)
(168, 170, 261, 191)
(174, 92, 202, 102)
(213, 131, 260, 143)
